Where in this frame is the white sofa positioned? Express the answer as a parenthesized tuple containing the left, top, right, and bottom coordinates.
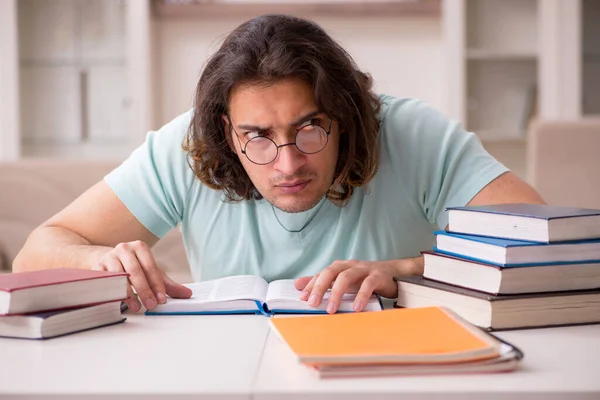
(527, 118, 600, 209)
(0, 161, 192, 283)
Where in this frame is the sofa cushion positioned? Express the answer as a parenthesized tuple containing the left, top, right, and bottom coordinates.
(0, 161, 192, 282)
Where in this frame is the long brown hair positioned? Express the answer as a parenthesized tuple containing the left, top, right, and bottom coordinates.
(184, 14, 381, 205)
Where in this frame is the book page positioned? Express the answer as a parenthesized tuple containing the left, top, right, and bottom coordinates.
(265, 279, 356, 303)
(264, 279, 304, 302)
(183, 275, 269, 303)
(265, 279, 382, 312)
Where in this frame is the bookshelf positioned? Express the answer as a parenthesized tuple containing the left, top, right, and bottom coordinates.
(1, 0, 592, 165)
(582, 0, 600, 115)
(17, 0, 124, 158)
(0, 0, 439, 162)
(443, 0, 584, 179)
(0, 0, 154, 161)
(466, 49, 536, 61)
(466, 59, 537, 142)
(446, 0, 539, 144)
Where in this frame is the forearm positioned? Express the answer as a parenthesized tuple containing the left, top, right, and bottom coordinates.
(12, 226, 112, 272)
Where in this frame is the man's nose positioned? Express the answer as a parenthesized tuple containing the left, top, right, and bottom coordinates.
(273, 143, 307, 175)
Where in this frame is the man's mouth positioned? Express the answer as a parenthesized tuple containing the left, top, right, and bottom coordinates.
(275, 180, 310, 193)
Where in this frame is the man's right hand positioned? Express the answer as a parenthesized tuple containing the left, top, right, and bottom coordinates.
(92, 240, 193, 312)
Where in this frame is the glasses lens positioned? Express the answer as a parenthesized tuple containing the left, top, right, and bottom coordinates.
(245, 136, 278, 164)
(296, 125, 328, 154)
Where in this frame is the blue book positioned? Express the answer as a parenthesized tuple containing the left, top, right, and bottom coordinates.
(144, 275, 383, 316)
(446, 203, 600, 243)
(434, 230, 600, 267)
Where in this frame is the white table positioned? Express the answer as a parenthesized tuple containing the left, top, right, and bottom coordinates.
(0, 314, 269, 400)
(255, 323, 600, 400)
(1, 312, 598, 399)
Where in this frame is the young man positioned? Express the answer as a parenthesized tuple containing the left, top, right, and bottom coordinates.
(14, 14, 544, 314)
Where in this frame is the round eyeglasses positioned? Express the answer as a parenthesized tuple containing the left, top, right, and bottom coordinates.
(230, 117, 333, 165)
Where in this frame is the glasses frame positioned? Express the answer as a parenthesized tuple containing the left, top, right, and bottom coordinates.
(229, 116, 333, 165)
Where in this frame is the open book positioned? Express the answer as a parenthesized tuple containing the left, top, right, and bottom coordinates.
(145, 275, 383, 316)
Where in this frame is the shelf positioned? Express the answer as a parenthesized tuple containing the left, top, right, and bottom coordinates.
(21, 140, 135, 161)
(466, 0, 537, 53)
(481, 137, 527, 145)
(473, 130, 527, 144)
(467, 49, 537, 61)
(20, 59, 126, 68)
(152, 0, 441, 18)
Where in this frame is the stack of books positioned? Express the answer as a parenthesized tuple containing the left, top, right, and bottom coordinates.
(0, 269, 129, 339)
(270, 306, 523, 378)
(395, 204, 600, 330)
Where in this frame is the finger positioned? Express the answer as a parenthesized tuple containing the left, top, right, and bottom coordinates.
(101, 257, 141, 312)
(299, 274, 319, 301)
(116, 249, 157, 310)
(294, 276, 313, 291)
(163, 273, 193, 299)
(327, 267, 366, 314)
(309, 262, 349, 307)
(131, 241, 167, 304)
(124, 285, 139, 312)
(353, 275, 378, 312)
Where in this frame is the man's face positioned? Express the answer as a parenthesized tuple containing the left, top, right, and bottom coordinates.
(226, 78, 340, 213)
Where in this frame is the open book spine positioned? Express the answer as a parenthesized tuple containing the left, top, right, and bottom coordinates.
(144, 300, 269, 316)
(266, 308, 334, 315)
(264, 295, 384, 315)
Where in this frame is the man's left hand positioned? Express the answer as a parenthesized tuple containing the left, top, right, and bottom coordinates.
(294, 257, 423, 314)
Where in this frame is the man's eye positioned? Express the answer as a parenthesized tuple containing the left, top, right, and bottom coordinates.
(246, 131, 274, 141)
(299, 118, 322, 131)
(246, 131, 263, 139)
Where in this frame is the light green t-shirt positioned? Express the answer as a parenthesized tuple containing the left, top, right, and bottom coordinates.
(104, 95, 508, 282)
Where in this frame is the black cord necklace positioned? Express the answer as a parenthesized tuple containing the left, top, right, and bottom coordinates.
(270, 198, 327, 233)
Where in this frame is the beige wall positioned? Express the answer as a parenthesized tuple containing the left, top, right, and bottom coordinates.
(156, 16, 444, 124)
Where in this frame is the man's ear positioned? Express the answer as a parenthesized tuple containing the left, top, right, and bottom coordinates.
(222, 114, 236, 152)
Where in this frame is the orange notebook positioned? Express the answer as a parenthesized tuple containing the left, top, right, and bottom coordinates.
(269, 306, 503, 366)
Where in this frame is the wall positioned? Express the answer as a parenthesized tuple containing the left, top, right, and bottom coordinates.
(156, 16, 444, 124)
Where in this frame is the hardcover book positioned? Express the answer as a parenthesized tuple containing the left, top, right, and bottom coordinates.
(0, 302, 125, 340)
(434, 230, 600, 266)
(447, 203, 600, 242)
(421, 250, 600, 294)
(395, 276, 600, 330)
(0, 269, 129, 315)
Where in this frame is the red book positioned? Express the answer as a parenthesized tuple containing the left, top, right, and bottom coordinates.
(0, 269, 128, 315)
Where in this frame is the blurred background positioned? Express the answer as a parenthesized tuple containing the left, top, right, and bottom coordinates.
(0, 0, 598, 275)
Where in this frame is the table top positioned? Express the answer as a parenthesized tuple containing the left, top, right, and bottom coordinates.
(254, 323, 600, 400)
(1, 311, 598, 400)
(0, 313, 269, 400)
